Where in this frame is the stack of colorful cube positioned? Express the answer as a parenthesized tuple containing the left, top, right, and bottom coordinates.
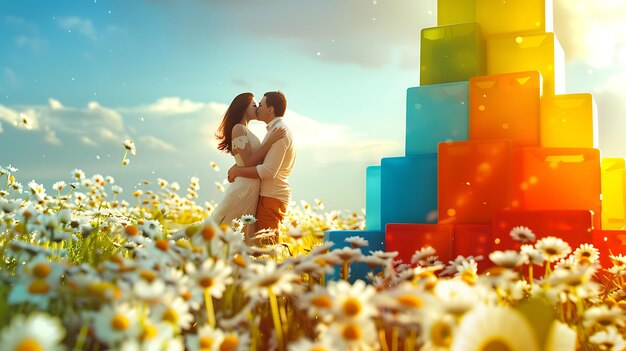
(324, 0, 626, 282)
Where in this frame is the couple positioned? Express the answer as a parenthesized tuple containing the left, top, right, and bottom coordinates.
(210, 91, 296, 243)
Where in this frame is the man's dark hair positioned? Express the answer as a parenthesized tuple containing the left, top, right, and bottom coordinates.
(264, 91, 287, 117)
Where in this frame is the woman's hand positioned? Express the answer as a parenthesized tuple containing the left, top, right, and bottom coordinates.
(266, 127, 287, 145)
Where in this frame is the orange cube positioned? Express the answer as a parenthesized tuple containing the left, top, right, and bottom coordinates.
(469, 71, 542, 146)
(540, 93, 598, 148)
(487, 32, 565, 95)
(601, 158, 626, 230)
(438, 140, 513, 224)
(511, 147, 602, 223)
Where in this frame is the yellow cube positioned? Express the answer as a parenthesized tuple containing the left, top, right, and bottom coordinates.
(487, 32, 565, 95)
(420, 23, 486, 86)
(601, 158, 626, 230)
(438, 0, 476, 26)
(540, 93, 598, 148)
(477, 0, 553, 36)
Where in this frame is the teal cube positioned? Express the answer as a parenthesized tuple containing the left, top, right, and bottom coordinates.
(381, 156, 438, 227)
(366, 166, 382, 230)
(324, 230, 386, 283)
(420, 23, 485, 85)
(406, 82, 469, 155)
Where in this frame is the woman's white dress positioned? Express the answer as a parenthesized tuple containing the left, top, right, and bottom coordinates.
(210, 125, 261, 226)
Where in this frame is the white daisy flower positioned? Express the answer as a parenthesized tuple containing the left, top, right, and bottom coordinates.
(412, 246, 437, 264)
(170, 182, 181, 191)
(344, 236, 368, 248)
(111, 185, 123, 195)
(218, 330, 250, 351)
(27, 180, 46, 201)
(589, 326, 626, 351)
(451, 305, 540, 351)
(489, 250, 527, 269)
(573, 243, 600, 265)
(327, 280, 378, 321)
(535, 237, 571, 263)
(123, 139, 136, 155)
(151, 295, 194, 331)
(10, 181, 23, 193)
(288, 336, 333, 351)
(93, 303, 141, 346)
(434, 280, 477, 316)
(297, 285, 335, 322)
(210, 161, 220, 172)
(185, 258, 233, 299)
(325, 319, 379, 351)
(543, 320, 576, 351)
(72, 168, 86, 180)
(0, 312, 65, 351)
(520, 244, 545, 266)
(242, 260, 298, 300)
(185, 325, 224, 351)
(240, 214, 256, 225)
(52, 181, 66, 191)
(509, 226, 536, 243)
(122, 158, 130, 166)
(421, 313, 457, 351)
(215, 182, 225, 192)
(583, 305, 626, 329)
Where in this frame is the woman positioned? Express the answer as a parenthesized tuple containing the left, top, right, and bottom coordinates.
(211, 92, 286, 238)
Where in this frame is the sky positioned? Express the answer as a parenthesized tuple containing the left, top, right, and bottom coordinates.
(1, 0, 625, 212)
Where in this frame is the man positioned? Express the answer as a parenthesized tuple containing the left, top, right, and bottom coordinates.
(227, 91, 295, 235)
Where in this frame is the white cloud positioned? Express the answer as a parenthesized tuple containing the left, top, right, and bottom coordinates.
(555, 0, 626, 67)
(58, 17, 97, 40)
(4, 67, 19, 87)
(138, 135, 177, 153)
(122, 97, 207, 116)
(14, 35, 47, 52)
(44, 128, 61, 145)
(80, 136, 98, 146)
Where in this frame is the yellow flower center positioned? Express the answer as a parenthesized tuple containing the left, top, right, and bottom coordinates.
(342, 298, 362, 316)
(430, 320, 453, 347)
(162, 308, 179, 325)
(311, 348, 329, 351)
(111, 314, 130, 331)
(342, 324, 362, 341)
(199, 337, 214, 349)
(202, 226, 216, 240)
(199, 277, 215, 289)
(140, 270, 157, 283)
(258, 275, 280, 287)
(232, 254, 247, 268)
(156, 239, 169, 251)
(141, 325, 158, 341)
(397, 294, 423, 308)
(461, 270, 476, 285)
(311, 295, 333, 308)
(27, 279, 50, 294)
(32, 263, 52, 279)
(219, 336, 238, 351)
(480, 339, 512, 351)
(545, 248, 558, 256)
(124, 225, 139, 236)
(15, 338, 43, 351)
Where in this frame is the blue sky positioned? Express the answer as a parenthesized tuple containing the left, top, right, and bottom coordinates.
(1, 0, 625, 211)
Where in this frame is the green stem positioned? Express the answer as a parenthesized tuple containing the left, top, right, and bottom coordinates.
(268, 289, 284, 351)
(204, 289, 216, 328)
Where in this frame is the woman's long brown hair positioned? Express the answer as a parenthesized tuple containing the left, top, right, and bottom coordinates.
(215, 92, 253, 155)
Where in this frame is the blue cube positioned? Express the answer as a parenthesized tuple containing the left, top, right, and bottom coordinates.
(406, 82, 469, 155)
(366, 166, 382, 230)
(381, 156, 438, 227)
(323, 230, 386, 284)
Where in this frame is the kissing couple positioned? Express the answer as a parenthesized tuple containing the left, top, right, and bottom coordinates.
(210, 91, 296, 244)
